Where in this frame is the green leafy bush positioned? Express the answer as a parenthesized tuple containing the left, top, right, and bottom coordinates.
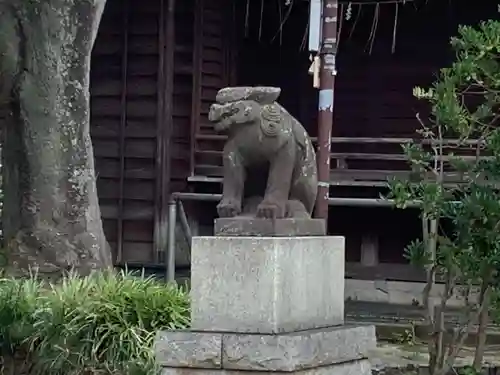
(0, 270, 190, 375)
(492, 288, 500, 325)
(387, 19, 500, 375)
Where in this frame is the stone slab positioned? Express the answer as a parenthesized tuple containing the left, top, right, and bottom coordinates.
(191, 236, 345, 333)
(161, 359, 372, 375)
(155, 325, 376, 371)
(223, 325, 376, 371)
(155, 331, 222, 369)
(214, 218, 326, 237)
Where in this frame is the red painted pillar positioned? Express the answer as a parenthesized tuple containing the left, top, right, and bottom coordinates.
(314, 0, 338, 221)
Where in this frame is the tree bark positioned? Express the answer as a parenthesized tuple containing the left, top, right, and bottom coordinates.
(0, 0, 112, 277)
(473, 279, 491, 371)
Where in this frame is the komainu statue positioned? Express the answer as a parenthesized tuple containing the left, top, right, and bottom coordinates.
(208, 86, 318, 219)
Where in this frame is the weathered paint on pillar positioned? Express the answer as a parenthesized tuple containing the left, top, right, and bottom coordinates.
(314, 0, 338, 221)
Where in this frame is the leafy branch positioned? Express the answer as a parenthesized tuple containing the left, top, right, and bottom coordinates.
(387, 20, 500, 375)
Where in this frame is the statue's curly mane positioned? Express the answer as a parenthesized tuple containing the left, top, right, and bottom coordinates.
(260, 104, 282, 137)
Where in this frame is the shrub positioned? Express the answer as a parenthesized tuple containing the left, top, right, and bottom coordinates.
(493, 288, 500, 325)
(387, 19, 500, 375)
(0, 269, 190, 375)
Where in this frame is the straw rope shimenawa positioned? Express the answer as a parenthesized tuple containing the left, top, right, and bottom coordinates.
(242, 0, 417, 54)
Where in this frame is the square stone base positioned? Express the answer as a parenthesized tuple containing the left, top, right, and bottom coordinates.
(191, 236, 345, 333)
(214, 218, 326, 237)
(156, 325, 376, 373)
(161, 359, 372, 375)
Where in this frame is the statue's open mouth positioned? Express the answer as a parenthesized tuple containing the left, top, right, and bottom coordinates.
(208, 103, 239, 123)
(208, 86, 282, 128)
(208, 100, 259, 133)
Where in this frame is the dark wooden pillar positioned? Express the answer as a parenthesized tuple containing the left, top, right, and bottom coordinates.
(315, 0, 339, 221)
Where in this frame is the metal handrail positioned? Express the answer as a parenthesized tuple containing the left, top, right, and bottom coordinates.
(164, 192, 423, 282)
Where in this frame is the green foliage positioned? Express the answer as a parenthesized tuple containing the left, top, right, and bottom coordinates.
(0, 270, 190, 375)
(492, 288, 500, 324)
(387, 19, 500, 374)
(389, 323, 418, 347)
(390, 18, 500, 291)
(458, 366, 482, 375)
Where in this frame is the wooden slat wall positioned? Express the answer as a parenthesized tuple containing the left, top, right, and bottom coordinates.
(90, 0, 229, 266)
(170, 0, 195, 192)
(189, 0, 231, 177)
(91, 0, 169, 265)
(169, 0, 230, 191)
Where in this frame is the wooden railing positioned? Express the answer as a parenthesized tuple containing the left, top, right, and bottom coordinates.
(190, 134, 484, 187)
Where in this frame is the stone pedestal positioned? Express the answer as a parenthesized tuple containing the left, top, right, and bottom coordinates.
(191, 236, 344, 333)
(214, 218, 326, 237)
(155, 234, 377, 375)
(156, 325, 376, 374)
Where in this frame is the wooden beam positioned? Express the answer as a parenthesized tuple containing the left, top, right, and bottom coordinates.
(189, 0, 204, 177)
(194, 134, 485, 146)
(116, 0, 130, 264)
(154, 0, 176, 264)
(346, 262, 427, 283)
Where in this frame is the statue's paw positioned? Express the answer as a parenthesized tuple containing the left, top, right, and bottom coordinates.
(217, 200, 241, 217)
(256, 201, 285, 219)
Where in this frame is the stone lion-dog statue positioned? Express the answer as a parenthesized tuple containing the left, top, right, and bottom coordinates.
(208, 86, 318, 219)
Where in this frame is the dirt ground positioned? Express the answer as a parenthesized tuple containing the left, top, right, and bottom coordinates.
(370, 341, 500, 374)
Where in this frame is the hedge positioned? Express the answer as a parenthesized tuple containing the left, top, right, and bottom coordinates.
(0, 270, 190, 375)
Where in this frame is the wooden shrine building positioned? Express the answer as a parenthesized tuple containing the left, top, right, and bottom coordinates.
(89, 0, 497, 294)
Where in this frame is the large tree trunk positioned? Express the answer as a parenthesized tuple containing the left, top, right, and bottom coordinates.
(0, 0, 112, 277)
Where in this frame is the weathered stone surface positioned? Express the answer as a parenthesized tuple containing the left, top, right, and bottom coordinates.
(155, 326, 376, 371)
(161, 359, 372, 375)
(214, 217, 326, 237)
(191, 236, 345, 333)
(155, 331, 222, 369)
(209, 86, 318, 220)
(222, 325, 377, 371)
(215, 86, 281, 104)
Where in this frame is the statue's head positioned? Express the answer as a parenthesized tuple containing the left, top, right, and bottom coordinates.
(208, 86, 283, 136)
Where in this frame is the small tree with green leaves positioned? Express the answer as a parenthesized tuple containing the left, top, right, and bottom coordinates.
(387, 20, 500, 375)
(492, 288, 500, 325)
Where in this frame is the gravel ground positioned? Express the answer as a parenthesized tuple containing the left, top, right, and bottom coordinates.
(370, 341, 500, 374)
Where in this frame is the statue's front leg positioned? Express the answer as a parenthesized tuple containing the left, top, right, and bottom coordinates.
(217, 144, 245, 217)
(257, 141, 296, 219)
